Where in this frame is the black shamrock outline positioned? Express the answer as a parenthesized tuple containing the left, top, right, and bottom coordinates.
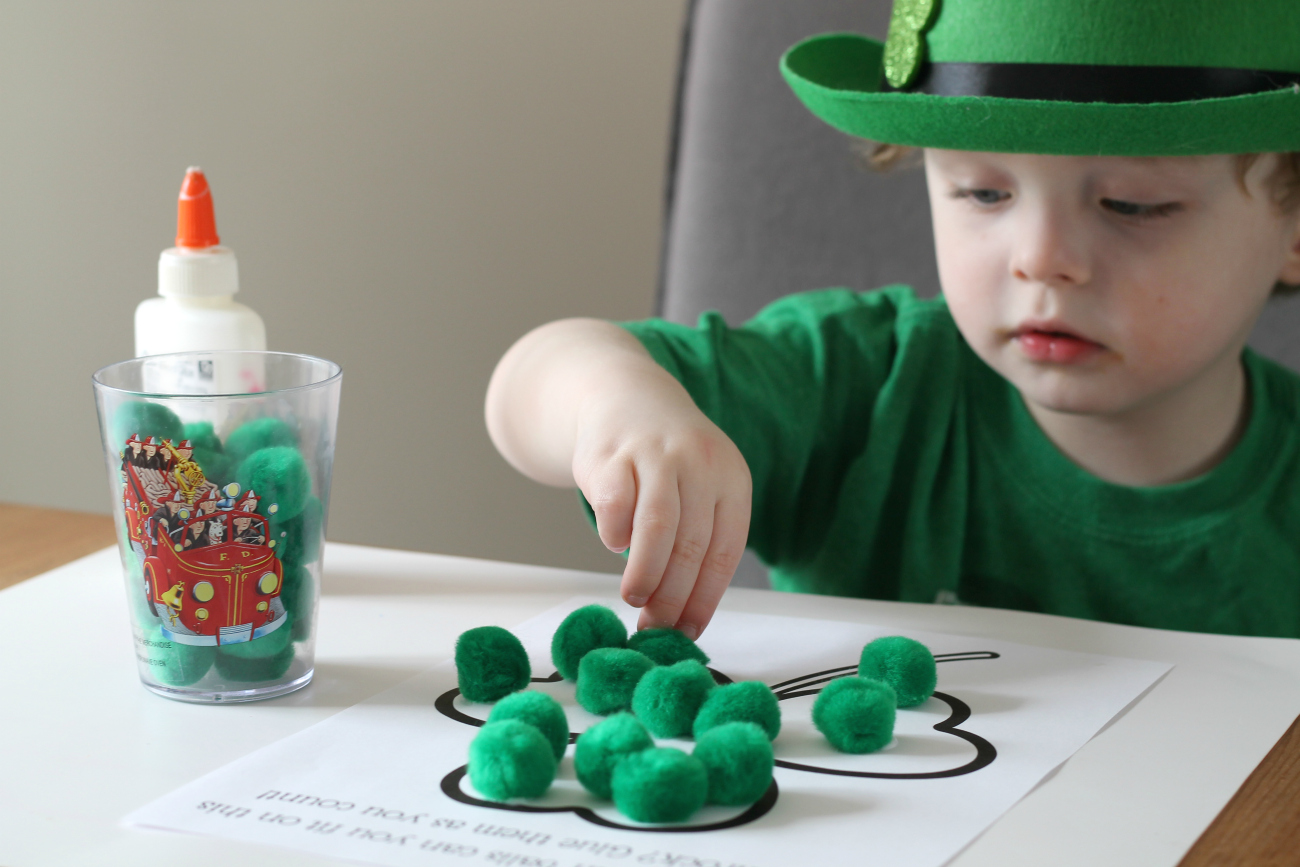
(436, 651, 998, 830)
(440, 766, 779, 834)
(437, 668, 777, 832)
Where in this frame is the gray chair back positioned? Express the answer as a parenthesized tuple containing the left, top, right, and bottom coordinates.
(658, 0, 1300, 586)
(660, 0, 938, 331)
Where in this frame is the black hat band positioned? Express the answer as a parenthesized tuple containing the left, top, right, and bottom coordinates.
(884, 62, 1300, 104)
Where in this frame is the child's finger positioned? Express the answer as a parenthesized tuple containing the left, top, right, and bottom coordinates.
(637, 477, 717, 632)
(673, 491, 750, 639)
(582, 460, 636, 554)
(619, 471, 680, 608)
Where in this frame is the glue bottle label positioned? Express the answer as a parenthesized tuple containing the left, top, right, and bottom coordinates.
(139, 353, 266, 396)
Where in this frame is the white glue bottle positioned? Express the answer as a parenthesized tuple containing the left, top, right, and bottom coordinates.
(135, 167, 267, 393)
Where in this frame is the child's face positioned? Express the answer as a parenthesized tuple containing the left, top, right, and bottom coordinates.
(925, 149, 1300, 418)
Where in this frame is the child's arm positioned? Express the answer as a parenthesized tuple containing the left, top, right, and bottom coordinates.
(485, 317, 751, 638)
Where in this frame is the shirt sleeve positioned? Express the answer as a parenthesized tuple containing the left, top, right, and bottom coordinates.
(618, 286, 916, 569)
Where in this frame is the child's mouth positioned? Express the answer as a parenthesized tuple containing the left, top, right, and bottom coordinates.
(1012, 326, 1104, 364)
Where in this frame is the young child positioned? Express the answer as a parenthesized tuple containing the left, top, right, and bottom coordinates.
(485, 0, 1300, 640)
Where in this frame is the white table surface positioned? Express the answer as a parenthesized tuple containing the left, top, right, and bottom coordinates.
(2, 542, 1299, 867)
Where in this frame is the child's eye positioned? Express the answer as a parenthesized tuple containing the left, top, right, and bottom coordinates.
(951, 188, 1010, 206)
(1100, 198, 1182, 219)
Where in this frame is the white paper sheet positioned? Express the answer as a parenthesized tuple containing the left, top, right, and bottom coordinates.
(125, 597, 1170, 867)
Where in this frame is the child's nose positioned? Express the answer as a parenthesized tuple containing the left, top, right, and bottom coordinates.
(1009, 207, 1092, 288)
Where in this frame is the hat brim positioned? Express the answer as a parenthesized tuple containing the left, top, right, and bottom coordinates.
(781, 34, 1300, 156)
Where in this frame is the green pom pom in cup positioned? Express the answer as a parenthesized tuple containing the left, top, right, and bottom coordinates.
(110, 401, 184, 449)
(189, 446, 233, 487)
(181, 421, 224, 453)
(225, 416, 299, 465)
(271, 496, 324, 568)
(214, 611, 297, 682)
(93, 351, 340, 704)
(278, 564, 317, 641)
(237, 446, 312, 522)
(139, 625, 216, 687)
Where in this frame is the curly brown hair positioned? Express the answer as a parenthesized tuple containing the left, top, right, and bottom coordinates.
(856, 143, 1300, 294)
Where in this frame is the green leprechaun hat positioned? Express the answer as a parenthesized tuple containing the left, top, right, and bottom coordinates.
(780, 0, 1300, 156)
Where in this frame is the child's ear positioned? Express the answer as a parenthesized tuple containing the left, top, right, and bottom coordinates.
(1280, 213, 1300, 287)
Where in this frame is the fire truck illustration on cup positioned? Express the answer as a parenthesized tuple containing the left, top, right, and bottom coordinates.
(120, 434, 286, 647)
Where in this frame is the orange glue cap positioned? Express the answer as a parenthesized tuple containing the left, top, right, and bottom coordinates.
(159, 166, 238, 298)
(176, 166, 220, 248)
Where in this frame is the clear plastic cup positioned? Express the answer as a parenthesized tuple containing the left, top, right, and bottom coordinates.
(92, 351, 341, 703)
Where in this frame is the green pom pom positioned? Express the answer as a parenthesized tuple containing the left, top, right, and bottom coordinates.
(858, 635, 936, 707)
(279, 565, 316, 641)
(225, 417, 298, 465)
(574, 713, 654, 799)
(631, 659, 715, 738)
(271, 496, 323, 567)
(237, 446, 311, 521)
(112, 401, 183, 447)
(279, 563, 306, 614)
(140, 627, 215, 686)
(131, 590, 159, 626)
(213, 614, 296, 682)
(813, 676, 896, 754)
(551, 604, 627, 681)
(214, 643, 295, 682)
(627, 628, 709, 666)
(693, 681, 781, 741)
(576, 648, 655, 716)
(220, 612, 294, 659)
(693, 722, 773, 805)
(488, 691, 570, 760)
(182, 421, 223, 453)
(468, 719, 556, 800)
(122, 549, 158, 624)
(456, 626, 531, 703)
(191, 446, 232, 487)
(611, 747, 708, 823)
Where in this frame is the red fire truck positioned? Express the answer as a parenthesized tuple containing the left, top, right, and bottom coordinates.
(121, 438, 285, 647)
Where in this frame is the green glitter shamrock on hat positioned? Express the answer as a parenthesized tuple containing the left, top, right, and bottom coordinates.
(781, 0, 1300, 156)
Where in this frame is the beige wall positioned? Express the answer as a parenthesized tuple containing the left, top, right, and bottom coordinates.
(0, 1, 686, 575)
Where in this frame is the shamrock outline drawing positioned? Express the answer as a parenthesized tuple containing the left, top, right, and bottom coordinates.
(436, 650, 999, 831)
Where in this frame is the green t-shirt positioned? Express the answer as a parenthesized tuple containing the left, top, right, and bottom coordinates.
(618, 286, 1300, 638)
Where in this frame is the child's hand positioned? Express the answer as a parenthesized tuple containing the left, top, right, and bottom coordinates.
(486, 318, 752, 639)
(572, 376, 752, 640)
